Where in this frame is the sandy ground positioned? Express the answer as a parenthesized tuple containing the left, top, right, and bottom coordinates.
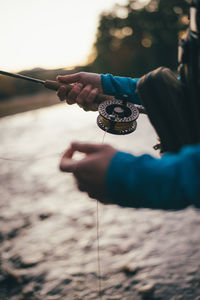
(0, 100, 200, 300)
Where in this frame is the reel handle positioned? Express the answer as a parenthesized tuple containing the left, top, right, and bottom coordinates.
(44, 80, 110, 104)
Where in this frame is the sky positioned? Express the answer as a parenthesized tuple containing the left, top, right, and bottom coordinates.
(0, 0, 139, 72)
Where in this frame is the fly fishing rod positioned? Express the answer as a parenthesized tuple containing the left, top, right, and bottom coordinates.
(0, 70, 145, 135)
(0, 70, 107, 103)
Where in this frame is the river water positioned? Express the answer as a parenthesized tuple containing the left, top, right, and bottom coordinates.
(0, 102, 200, 300)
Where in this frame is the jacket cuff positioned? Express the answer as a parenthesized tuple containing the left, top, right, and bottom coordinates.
(106, 151, 137, 207)
(101, 74, 116, 95)
(101, 74, 141, 104)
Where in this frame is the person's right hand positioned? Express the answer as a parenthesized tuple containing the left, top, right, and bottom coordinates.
(56, 72, 103, 111)
(59, 141, 117, 203)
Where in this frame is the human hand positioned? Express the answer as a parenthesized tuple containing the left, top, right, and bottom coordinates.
(56, 72, 103, 111)
(59, 142, 117, 203)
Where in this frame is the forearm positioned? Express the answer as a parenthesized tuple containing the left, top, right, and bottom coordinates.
(101, 74, 141, 105)
(106, 144, 200, 210)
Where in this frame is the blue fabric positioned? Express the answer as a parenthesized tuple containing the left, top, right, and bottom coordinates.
(106, 144, 200, 210)
(101, 74, 141, 105)
(101, 73, 180, 105)
(101, 73, 200, 210)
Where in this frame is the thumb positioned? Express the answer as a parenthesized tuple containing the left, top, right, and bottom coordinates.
(57, 73, 81, 84)
(59, 145, 76, 172)
(60, 157, 77, 173)
(71, 142, 102, 154)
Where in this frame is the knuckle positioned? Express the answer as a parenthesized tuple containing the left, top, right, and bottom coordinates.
(68, 90, 77, 100)
(91, 88, 98, 94)
(56, 87, 62, 96)
(68, 84, 82, 100)
(80, 86, 91, 98)
(88, 192, 96, 199)
(85, 84, 92, 91)
(66, 99, 74, 105)
(56, 90, 61, 98)
(76, 96, 83, 105)
(87, 89, 98, 103)
(57, 90, 66, 100)
(83, 106, 90, 111)
(75, 72, 83, 81)
(78, 184, 85, 192)
(75, 83, 83, 91)
(92, 104, 99, 111)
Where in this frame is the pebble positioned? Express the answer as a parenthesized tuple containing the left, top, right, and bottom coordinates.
(121, 265, 140, 276)
(137, 284, 155, 298)
(20, 253, 43, 268)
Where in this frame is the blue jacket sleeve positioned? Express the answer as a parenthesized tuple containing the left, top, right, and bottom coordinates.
(101, 74, 141, 105)
(106, 143, 200, 210)
(101, 74, 181, 105)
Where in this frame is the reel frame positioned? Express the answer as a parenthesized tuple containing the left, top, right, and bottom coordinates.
(97, 98, 140, 135)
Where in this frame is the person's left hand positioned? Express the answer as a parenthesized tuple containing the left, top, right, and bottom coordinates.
(59, 142, 117, 203)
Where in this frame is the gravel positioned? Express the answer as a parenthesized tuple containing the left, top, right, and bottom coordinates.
(0, 101, 200, 300)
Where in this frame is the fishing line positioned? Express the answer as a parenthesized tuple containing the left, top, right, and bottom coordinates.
(96, 199, 102, 299)
(0, 148, 103, 299)
(0, 138, 104, 300)
(0, 152, 61, 162)
(0, 69, 144, 299)
(96, 129, 108, 300)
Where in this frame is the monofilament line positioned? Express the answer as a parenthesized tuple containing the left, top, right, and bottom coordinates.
(96, 130, 107, 299)
(0, 152, 61, 162)
(96, 199, 102, 299)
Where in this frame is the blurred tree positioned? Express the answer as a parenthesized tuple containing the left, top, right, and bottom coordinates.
(90, 0, 190, 77)
(0, 0, 190, 103)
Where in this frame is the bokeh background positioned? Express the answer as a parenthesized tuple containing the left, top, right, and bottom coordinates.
(0, 0, 189, 115)
(1, 1, 200, 300)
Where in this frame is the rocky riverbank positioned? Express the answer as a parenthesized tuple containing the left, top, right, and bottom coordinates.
(0, 101, 200, 299)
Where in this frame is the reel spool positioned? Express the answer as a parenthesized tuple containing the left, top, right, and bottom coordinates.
(97, 98, 139, 135)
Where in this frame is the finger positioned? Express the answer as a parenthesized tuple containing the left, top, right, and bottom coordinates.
(59, 157, 77, 172)
(59, 146, 76, 172)
(81, 103, 99, 112)
(76, 181, 87, 192)
(71, 142, 102, 154)
(57, 86, 68, 101)
(57, 73, 81, 84)
(86, 88, 99, 104)
(75, 179, 97, 198)
(88, 192, 97, 199)
(76, 85, 92, 105)
(89, 191, 111, 203)
(61, 145, 74, 159)
(87, 188, 106, 200)
(67, 83, 83, 103)
(66, 98, 76, 105)
(90, 103, 99, 111)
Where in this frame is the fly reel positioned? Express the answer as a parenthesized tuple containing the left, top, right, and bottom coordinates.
(97, 98, 139, 135)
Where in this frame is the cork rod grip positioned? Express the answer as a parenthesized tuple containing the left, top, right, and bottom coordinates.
(44, 80, 110, 104)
